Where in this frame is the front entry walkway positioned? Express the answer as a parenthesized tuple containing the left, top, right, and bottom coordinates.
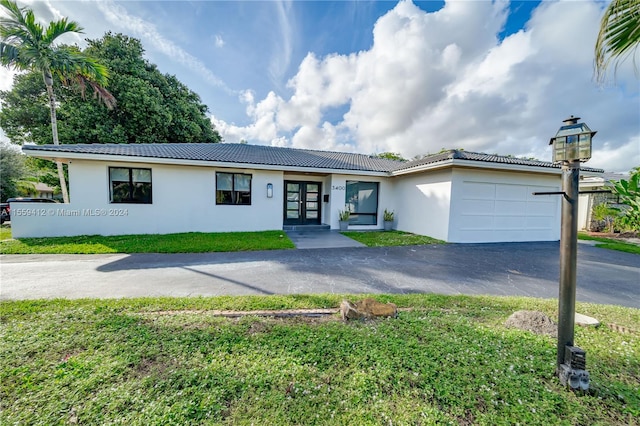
(285, 230, 365, 249)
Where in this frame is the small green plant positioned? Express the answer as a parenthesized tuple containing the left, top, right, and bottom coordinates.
(383, 209, 395, 222)
(591, 202, 619, 233)
(610, 167, 640, 231)
(338, 209, 351, 221)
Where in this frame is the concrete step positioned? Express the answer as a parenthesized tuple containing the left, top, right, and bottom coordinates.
(283, 224, 330, 232)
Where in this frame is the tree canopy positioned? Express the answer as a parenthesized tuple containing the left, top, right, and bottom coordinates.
(1, 0, 116, 202)
(0, 142, 26, 201)
(0, 32, 221, 145)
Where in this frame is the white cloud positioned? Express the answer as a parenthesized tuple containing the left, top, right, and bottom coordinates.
(0, 67, 19, 91)
(269, 0, 294, 85)
(214, 0, 639, 172)
(214, 34, 225, 48)
(95, 0, 233, 93)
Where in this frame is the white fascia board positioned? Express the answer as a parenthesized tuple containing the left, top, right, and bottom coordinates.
(22, 149, 390, 177)
(391, 159, 563, 176)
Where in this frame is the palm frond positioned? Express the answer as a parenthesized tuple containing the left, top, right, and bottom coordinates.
(595, 0, 640, 83)
(0, 41, 20, 67)
(43, 18, 83, 45)
(86, 80, 117, 109)
(49, 47, 109, 84)
(0, 0, 41, 52)
(0, 0, 28, 28)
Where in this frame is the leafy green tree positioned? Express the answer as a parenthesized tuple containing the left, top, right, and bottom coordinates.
(1, 32, 221, 146)
(0, 0, 115, 203)
(610, 167, 640, 231)
(595, 0, 640, 83)
(372, 152, 406, 161)
(0, 142, 26, 201)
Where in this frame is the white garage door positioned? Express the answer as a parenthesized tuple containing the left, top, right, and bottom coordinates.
(450, 180, 560, 243)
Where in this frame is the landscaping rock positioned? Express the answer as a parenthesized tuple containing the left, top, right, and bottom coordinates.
(340, 298, 398, 320)
(575, 313, 600, 327)
(505, 310, 557, 336)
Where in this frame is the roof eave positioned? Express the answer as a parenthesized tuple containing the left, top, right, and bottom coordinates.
(391, 158, 564, 176)
(22, 148, 391, 177)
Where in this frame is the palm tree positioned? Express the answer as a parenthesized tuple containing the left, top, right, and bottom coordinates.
(595, 0, 640, 83)
(0, 0, 115, 203)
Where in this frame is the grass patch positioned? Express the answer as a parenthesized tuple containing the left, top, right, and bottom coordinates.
(341, 230, 445, 247)
(0, 230, 294, 254)
(578, 233, 640, 255)
(0, 224, 10, 241)
(1, 294, 637, 425)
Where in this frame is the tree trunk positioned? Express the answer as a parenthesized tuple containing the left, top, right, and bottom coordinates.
(44, 70, 70, 203)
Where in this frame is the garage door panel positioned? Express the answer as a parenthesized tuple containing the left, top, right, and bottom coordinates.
(495, 216, 526, 229)
(527, 186, 557, 201)
(496, 184, 527, 200)
(459, 214, 494, 229)
(453, 179, 559, 243)
(461, 199, 494, 214)
(495, 200, 526, 215)
(527, 202, 556, 216)
(462, 182, 495, 199)
(526, 216, 554, 229)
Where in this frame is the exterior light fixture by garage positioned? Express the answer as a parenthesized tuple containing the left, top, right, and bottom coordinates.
(549, 115, 596, 391)
(267, 183, 273, 198)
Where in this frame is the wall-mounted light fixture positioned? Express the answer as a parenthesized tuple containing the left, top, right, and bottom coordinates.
(267, 183, 273, 198)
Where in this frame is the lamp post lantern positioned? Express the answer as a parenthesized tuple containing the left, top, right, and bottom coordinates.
(549, 115, 596, 391)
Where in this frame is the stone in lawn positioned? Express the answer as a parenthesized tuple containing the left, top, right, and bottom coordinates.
(340, 298, 397, 320)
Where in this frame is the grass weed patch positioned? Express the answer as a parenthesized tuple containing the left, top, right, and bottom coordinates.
(1, 295, 638, 425)
(0, 230, 294, 254)
(578, 233, 640, 255)
(341, 230, 445, 247)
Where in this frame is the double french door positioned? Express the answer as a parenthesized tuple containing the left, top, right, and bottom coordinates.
(284, 181, 321, 225)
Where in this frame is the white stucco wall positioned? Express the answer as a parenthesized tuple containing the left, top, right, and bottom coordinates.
(578, 193, 591, 231)
(11, 160, 284, 238)
(447, 168, 561, 243)
(328, 175, 393, 230)
(392, 169, 452, 241)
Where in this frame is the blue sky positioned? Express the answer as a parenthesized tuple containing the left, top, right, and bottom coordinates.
(1, 1, 638, 172)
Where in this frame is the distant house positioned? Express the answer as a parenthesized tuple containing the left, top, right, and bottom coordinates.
(578, 172, 627, 231)
(13, 143, 602, 243)
(34, 182, 55, 199)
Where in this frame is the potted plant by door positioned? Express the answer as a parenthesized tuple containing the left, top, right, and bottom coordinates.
(338, 209, 351, 231)
(383, 209, 394, 231)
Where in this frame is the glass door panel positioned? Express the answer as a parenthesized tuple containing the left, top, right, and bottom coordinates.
(284, 181, 321, 225)
(285, 183, 300, 221)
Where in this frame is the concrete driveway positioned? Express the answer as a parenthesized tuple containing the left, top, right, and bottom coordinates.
(1, 242, 639, 307)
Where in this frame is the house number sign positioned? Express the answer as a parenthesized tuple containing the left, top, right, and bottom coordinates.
(331, 185, 345, 191)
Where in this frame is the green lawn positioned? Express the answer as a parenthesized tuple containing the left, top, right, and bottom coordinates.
(341, 230, 445, 247)
(0, 229, 294, 254)
(578, 233, 640, 255)
(1, 294, 637, 425)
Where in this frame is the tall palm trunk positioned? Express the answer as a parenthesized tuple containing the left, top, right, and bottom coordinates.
(44, 69, 70, 203)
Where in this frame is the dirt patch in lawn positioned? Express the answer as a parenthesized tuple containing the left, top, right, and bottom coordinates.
(505, 310, 557, 336)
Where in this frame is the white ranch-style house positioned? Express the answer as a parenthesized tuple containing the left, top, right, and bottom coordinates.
(12, 143, 602, 243)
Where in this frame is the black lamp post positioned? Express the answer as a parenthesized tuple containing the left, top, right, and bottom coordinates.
(549, 116, 596, 390)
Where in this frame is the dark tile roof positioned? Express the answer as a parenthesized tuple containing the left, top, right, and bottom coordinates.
(392, 150, 604, 173)
(22, 144, 604, 174)
(22, 143, 403, 173)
